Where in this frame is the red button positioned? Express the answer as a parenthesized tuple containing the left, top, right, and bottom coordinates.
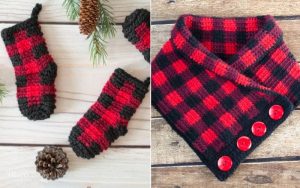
(217, 156, 232, 171)
(251, 121, 267, 137)
(237, 136, 252, 151)
(269, 105, 284, 120)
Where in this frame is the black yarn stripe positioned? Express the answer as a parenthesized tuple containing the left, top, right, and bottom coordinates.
(122, 9, 150, 62)
(17, 95, 56, 120)
(83, 109, 101, 123)
(120, 106, 136, 120)
(105, 126, 128, 143)
(122, 9, 150, 44)
(40, 62, 57, 85)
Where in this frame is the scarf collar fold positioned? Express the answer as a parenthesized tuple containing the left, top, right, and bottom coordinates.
(170, 15, 283, 91)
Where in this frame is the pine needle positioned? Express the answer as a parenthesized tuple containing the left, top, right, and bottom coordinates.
(63, 0, 80, 21)
(89, 0, 116, 65)
(0, 83, 7, 103)
(89, 27, 108, 65)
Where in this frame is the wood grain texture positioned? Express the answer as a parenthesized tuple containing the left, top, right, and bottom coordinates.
(0, 146, 150, 187)
(151, 0, 300, 21)
(0, 24, 150, 146)
(152, 112, 300, 164)
(0, 0, 149, 23)
(152, 161, 300, 188)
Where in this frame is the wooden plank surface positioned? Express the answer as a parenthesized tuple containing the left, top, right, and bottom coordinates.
(0, 0, 149, 23)
(0, 146, 150, 187)
(0, 114, 149, 145)
(151, 0, 300, 22)
(152, 161, 300, 188)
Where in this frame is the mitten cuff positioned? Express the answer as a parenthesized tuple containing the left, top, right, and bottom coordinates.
(113, 68, 150, 99)
(122, 9, 150, 62)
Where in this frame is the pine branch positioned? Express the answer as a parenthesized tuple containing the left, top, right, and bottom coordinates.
(0, 83, 7, 103)
(89, 0, 116, 65)
(63, 0, 116, 65)
(63, 0, 80, 21)
(99, 1, 116, 38)
(89, 26, 108, 65)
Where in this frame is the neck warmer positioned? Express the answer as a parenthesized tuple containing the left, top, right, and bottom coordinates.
(151, 15, 300, 181)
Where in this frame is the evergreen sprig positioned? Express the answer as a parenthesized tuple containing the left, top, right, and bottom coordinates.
(63, 0, 116, 65)
(0, 83, 7, 103)
(63, 0, 80, 21)
(89, 1, 116, 65)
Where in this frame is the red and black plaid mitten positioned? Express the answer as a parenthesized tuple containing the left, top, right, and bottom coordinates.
(1, 4, 57, 120)
(69, 68, 149, 159)
(122, 9, 150, 63)
(152, 15, 300, 180)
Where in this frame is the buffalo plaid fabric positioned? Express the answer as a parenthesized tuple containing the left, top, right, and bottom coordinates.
(1, 4, 57, 120)
(122, 9, 150, 63)
(69, 68, 149, 159)
(151, 15, 300, 180)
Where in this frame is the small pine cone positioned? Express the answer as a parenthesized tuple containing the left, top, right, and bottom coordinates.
(35, 146, 69, 180)
(79, 0, 100, 35)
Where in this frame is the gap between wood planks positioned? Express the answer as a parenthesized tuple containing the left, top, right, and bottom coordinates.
(151, 15, 300, 25)
(0, 143, 150, 148)
(2, 14, 300, 26)
(0, 21, 124, 25)
(152, 156, 300, 168)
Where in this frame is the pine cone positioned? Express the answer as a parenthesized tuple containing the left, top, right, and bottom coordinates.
(79, 0, 100, 35)
(35, 146, 69, 180)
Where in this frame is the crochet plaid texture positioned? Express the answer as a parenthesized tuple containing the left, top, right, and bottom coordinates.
(1, 4, 57, 120)
(152, 15, 300, 180)
(69, 68, 149, 159)
(122, 9, 150, 63)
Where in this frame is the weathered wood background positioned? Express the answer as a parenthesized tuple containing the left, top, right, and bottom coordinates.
(151, 0, 300, 187)
(0, 0, 150, 187)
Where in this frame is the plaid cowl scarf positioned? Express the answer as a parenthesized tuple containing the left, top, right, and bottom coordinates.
(151, 15, 300, 180)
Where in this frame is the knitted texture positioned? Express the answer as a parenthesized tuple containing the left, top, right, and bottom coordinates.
(122, 9, 150, 63)
(152, 15, 300, 181)
(1, 4, 57, 120)
(69, 68, 149, 159)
